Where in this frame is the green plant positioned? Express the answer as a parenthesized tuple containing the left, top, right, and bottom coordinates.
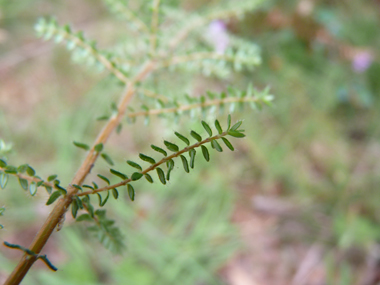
(0, 0, 273, 284)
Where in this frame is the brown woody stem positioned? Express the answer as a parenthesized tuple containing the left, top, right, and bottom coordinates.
(4, 61, 155, 285)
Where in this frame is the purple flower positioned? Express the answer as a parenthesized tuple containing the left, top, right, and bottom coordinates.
(352, 51, 373, 73)
(207, 20, 229, 54)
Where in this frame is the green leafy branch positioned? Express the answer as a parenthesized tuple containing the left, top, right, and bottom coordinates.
(103, 0, 149, 33)
(0, 160, 68, 199)
(3, 242, 57, 271)
(76, 115, 244, 198)
(34, 18, 130, 84)
(126, 85, 273, 122)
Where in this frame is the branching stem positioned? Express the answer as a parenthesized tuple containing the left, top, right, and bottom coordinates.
(77, 132, 228, 197)
(4, 61, 155, 285)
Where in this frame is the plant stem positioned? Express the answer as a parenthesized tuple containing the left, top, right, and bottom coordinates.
(4, 61, 155, 285)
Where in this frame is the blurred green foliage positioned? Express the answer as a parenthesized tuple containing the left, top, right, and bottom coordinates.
(1, 0, 380, 284)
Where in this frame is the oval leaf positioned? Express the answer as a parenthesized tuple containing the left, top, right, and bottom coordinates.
(19, 178, 28, 191)
(214, 120, 223, 134)
(47, 174, 57, 182)
(180, 155, 189, 173)
(127, 160, 142, 171)
(201, 145, 210, 162)
(110, 169, 128, 180)
(164, 141, 179, 152)
(189, 149, 196, 169)
(151, 145, 167, 156)
(46, 191, 62, 205)
(222, 137, 234, 151)
(201, 121, 212, 137)
(26, 166, 35, 176)
(76, 214, 92, 222)
(174, 132, 190, 146)
(71, 200, 78, 218)
(73, 141, 90, 151)
(211, 140, 223, 152)
(97, 174, 110, 185)
(144, 173, 153, 183)
(190, 131, 202, 142)
(227, 130, 245, 138)
(112, 188, 119, 199)
(0, 173, 9, 189)
(230, 121, 243, 131)
(94, 143, 103, 152)
(0, 159, 7, 167)
(139, 153, 156, 164)
(101, 153, 114, 165)
(156, 167, 166, 185)
(131, 172, 143, 181)
(29, 182, 38, 196)
(127, 184, 135, 201)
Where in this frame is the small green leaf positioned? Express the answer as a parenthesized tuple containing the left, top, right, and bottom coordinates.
(127, 160, 143, 171)
(0, 207, 4, 215)
(82, 184, 94, 190)
(190, 131, 202, 142)
(101, 153, 114, 166)
(0, 173, 9, 189)
(71, 200, 78, 218)
(19, 178, 28, 191)
(139, 153, 156, 164)
(96, 115, 109, 121)
(0, 159, 7, 167)
(97, 174, 110, 185)
(189, 149, 196, 169)
(222, 137, 234, 151)
(44, 185, 52, 194)
(55, 184, 67, 195)
(131, 172, 143, 181)
(76, 214, 92, 222)
(98, 191, 110, 207)
(127, 184, 135, 201)
(174, 132, 190, 146)
(47, 174, 57, 182)
(26, 166, 35, 176)
(72, 184, 82, 190)
(156, 167, 166, 185)
(29, 182, 37, 196)
(46, 191, 62, 205)
(144, 174, 153, 183)
(166, 159, 174, 181)
(227, 130, 245, 138)
(164, 141, 179, 152)
(17, 164, 28, 173)
(37, 180, 44, 187)
(73, 141, 90, 151)
(151, 145, 167, 156)
(211, 140, 223, 152)
(215, 120, 223, 134)
(201, 121, 213, 137)
(230, 121, 242, 131)
(112, 188, 119, 199)
(92, 182, 98, 189)
(201, 145, 210, 162)
(180, 155, 189, 173)
(75, 196, 83, 209)
(110, 169, 128, 180)
(4, 166, 17, 174)
(227, 114, 231, 130)
(94, 143, 103, 152)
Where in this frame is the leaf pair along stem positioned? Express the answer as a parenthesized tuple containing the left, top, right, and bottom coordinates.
(4, 61, 155, 285)
(76, 131, 230, 197)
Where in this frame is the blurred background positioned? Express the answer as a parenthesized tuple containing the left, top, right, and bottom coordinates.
(1, 0, 380, 284)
